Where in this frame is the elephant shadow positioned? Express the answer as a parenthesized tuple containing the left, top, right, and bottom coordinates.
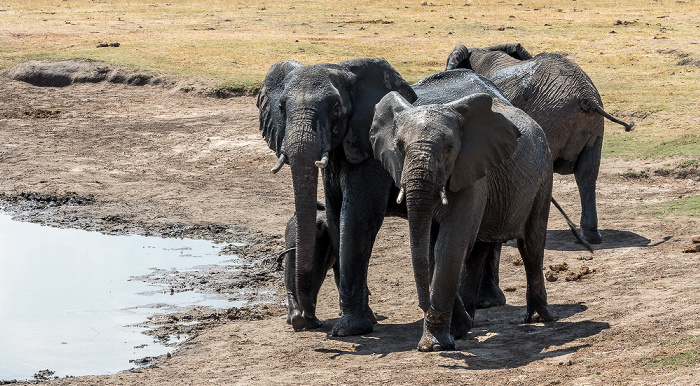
(315, 302, 609, 368)
(522, 229, 670, 252)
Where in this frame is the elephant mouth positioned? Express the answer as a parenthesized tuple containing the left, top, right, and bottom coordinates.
(269, 151, 329, 174)
(396, 184, 449, 206)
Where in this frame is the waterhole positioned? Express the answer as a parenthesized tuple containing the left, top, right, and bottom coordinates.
(0, 213, 243, 381)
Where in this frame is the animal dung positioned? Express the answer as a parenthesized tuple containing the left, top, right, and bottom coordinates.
(683, 244, 700, 253)
(565, 266, 595, 281)
(549, 262, 569, 272)
(682, 237, 700, 253)
(545, 271, 558, 282)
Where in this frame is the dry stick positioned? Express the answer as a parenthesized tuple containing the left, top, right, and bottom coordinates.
(551, 197, 594, 253)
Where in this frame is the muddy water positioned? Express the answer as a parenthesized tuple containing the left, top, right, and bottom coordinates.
(0, 213, 243, 381)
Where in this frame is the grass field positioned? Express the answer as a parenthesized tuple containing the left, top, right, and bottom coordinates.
(1, 0, 699, 160)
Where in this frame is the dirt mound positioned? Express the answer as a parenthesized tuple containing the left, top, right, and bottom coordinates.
(1, 60, 169, 87)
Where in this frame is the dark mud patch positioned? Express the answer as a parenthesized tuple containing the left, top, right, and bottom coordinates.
(1, 60, 171, 87)
(653, 166, 700, 181)
(657, 49, 700, 67)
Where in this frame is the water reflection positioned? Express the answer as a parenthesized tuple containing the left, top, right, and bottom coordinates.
(0, 213, 243, 380)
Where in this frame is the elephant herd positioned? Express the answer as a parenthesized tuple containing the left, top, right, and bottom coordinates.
(256, 43, 633, 352)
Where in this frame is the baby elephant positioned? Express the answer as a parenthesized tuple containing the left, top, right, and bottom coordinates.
(370, 69, 554, 351)
(282, 203, 377, 330)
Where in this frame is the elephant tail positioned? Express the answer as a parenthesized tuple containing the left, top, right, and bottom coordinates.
(551, 197, 594, 253)
(581, 98, 635, 132)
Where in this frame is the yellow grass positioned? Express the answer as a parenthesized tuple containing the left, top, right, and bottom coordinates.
(1, 0, 698, 159)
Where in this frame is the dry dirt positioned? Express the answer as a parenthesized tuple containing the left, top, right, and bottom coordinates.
(0, 66, 699, 385)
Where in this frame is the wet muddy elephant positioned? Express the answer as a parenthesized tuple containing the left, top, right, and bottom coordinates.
(446, 43, 634, 245)
(445, 43, 634, 308)
(370, 69, 554, 351)
(258, 58, 416, 335)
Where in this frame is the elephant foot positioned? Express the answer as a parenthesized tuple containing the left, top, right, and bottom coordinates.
(581, 226, 602, 245)
(337, 305, 378, 324)
(288, 311, 322, 331)
(524, 304, 556, 324)
(331, 313, 373, 337)
(476, 285, 506, 309)
(450, 306, 473, 340)
(418, 308, 455, 352)
(366, 304, 378, 325)
(418, 331, 455, 352)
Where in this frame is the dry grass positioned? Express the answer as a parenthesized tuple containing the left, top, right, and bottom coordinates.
(1, 0, 698, 158)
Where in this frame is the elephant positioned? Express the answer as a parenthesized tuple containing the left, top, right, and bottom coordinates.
(257, 57, 416, 335)
(445, 43, 634, 309)
(370, 69, 555, 351)
(281, 203, 377, 329)
(446, 42, 634, 245)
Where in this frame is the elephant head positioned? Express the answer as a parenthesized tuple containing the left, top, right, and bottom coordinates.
(369, 92, 520, 307)
(257, 58, 415, 330)
(445, 43, 532, 76)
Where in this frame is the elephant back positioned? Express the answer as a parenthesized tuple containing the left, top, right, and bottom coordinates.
(412, 69, 511, 107)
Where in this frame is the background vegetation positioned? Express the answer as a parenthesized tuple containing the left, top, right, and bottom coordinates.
(1, 0, 698, 162)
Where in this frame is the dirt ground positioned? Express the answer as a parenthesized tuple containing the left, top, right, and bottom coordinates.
(1, 64, 699, 385)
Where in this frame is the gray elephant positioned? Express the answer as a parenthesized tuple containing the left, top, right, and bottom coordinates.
(258, 58, 416, 335)
(445, 43, 633, 309)
(446, 43, 634, 245)
(370, 69, 554, 351)
(281, 203, 377, 329)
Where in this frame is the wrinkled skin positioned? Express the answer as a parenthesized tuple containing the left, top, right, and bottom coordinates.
(258, 58, 415, 336)
(370, 70, 555, 352)
(446, 43, 634, 308)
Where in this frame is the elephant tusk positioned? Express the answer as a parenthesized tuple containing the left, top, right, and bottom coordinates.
(396, 187, 405, 204)
(315, 153, 329, 168)
(270, 154, 286, 174)
(440, 187, 448, 205)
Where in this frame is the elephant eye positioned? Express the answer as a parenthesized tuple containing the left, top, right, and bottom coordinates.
(445, 143, 454, 154)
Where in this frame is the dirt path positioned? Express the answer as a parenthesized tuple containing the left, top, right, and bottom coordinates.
(1, 72, 699, 385)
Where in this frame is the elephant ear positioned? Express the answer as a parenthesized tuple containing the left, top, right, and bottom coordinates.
(448, 93, 522, 192)
(257, 60, 302, 157)
(369, 92, 412, 188)
(445, 44, 472, 70)
(484, 43, 533, 61)
(337, 57, 417, 164)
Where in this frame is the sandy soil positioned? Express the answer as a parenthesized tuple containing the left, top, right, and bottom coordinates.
(1, 66, 699, 385)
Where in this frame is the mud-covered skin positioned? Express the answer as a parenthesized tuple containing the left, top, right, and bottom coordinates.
(446, 43, 634, 246)
(258, 57, 416, 337)
(370, 70, 555, 351)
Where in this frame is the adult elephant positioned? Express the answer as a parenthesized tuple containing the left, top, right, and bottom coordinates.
(370, 69, 554, 351)
(446, 43, 634, 245)
(257, 58, 416, 336)
(446, 43, 633, 308)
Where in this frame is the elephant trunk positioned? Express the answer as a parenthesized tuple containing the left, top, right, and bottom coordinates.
(286, 120, 329, 329)
(403, 158, 441, 312)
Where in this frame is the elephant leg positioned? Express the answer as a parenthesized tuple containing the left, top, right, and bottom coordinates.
(475, 243, 506, 309)
(575, 136, 603, 244)
(459, 242, 496, 320)
(519, 188, 555, 323)
(331, 162, 392, 337)
(418, 236, 482, 352)
(284, 244, 302, 327)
